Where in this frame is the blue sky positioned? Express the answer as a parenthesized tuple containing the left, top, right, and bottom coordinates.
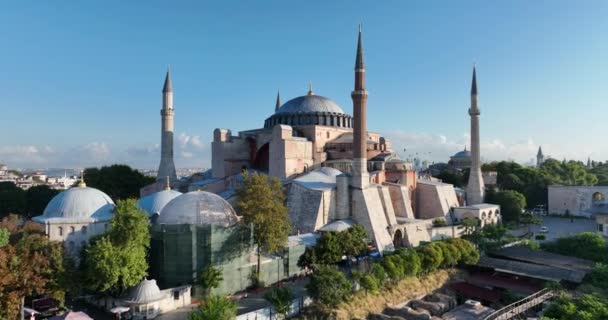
(1, 1, 607, 169)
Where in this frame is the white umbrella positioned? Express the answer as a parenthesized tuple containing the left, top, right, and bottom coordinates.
(110, 306, 130, 313)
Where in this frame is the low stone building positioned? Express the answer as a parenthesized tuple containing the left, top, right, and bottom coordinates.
(596, 213, 608, 238)
(548, 185, 608, 217)
(453, 204, 501, 227)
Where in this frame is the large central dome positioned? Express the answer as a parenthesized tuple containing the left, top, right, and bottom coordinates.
(264, 89, 353, 129)
(277, 95, 345, 114)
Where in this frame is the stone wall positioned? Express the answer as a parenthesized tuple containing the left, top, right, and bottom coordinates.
(286, 183, 335, 234)
(548, 185, 608, 216)
(384, 182, 415, 219)
(415, 181, 459, 220)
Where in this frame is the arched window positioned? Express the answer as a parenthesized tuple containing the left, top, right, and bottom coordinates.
(593, 192, 605, 203)
(58, 226, 63, 236)
(70, 226, 75, 234)
(82, 226, 87, 235)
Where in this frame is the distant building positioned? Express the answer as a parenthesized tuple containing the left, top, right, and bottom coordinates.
(596, 214, 608, 238)
(537, 146, 544, 167)
(448, 147, 472, 170)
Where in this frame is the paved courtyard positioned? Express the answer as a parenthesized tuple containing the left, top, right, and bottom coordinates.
(530, 216, 596, 241)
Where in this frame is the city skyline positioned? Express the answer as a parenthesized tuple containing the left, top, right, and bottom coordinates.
(2, 1, 608, 169)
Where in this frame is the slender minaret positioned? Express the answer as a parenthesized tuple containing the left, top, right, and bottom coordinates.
(466, 65, 485, 205)
(351, 24, 369, 189)
(537, 147, 544, 167)
(587, 157, 592, 169)
(275, 90, 281, 112)
(157, 68, 177, 181)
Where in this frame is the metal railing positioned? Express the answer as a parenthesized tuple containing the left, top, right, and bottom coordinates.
(484, 288, 554, 320)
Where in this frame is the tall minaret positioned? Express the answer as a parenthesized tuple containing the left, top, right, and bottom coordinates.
(351, 24, 369, 189)
(157, 68, 177, 181)
(537, 147, 544, 167)
(466, 65, 485, 205)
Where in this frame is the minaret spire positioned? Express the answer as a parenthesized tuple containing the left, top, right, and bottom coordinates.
(355, 23, 365, 71)
(78, 170, 86, 188)
(163, 67, 173, 93)
(351, 24, 369, 188)
(466, 64, 485, 205)
(275, 90, 281, 112)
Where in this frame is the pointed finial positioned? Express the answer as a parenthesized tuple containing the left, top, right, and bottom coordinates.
(471, 64, 478, 95)
(307, 81, 314, 96)
(165, 176, 171, 191)
(78, 170, 86, 188)
(464, 145, 467, 152)
(275, 90, 281, 112)
(163, 67, 173, 93)
(355, 24, 365, 70)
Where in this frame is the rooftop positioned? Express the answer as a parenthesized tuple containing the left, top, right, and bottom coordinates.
(478, 256, 587, 283)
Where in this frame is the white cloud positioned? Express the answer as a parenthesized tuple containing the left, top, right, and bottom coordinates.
(384, 130, 542, 164)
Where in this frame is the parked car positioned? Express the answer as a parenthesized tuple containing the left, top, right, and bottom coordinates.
(539, 226, 549, 233)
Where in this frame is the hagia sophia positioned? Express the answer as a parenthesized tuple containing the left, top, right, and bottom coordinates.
(31, 26, 499, 298)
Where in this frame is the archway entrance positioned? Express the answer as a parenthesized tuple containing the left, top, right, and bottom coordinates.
(393, 229, 404, 248)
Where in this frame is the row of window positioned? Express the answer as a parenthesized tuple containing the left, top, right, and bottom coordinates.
(57, 223, 108, 237)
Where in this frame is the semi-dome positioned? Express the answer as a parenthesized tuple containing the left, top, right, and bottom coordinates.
(277, 95, 345, 114)
(34, 185, 115, 222)
(125, 278, 164, 304)
(137, 189, 182, 216)
(158, 191, 238, 227)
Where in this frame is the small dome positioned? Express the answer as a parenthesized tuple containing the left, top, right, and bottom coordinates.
(276, 95, 345, 114)
(125, 279, 164, 304)
(158, 191, 238, 227)
(35, 186, 115, 222)
(137, 189, 182, 216)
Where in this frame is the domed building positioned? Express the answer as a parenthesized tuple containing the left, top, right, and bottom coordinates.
(210, 84, 390, 180)
(137, 179, 182, 222)
(149, 191, 252, 294)
(32, 179, 115, 254)
(448, 147, 472, 170)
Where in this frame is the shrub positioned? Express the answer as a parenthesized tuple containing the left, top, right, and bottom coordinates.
(542, 232, 608, 263)
(396, 248, 422, 277)
(416, 243, 444, 273)
(306, 265, 353, 307)
(188, 295, 237, 320)
(535, 234, 546, 240)
(381, 254, 406, 281)
(370, 263, 387, 285)
(433, 218, 447, 227)
(264, 287, 293, 319)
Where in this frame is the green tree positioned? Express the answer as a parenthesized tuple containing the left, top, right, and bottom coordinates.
(297, 247, 317, 269)
(235, 172, 291, 276)
(543, 293, 608, 320)
(436, 170, 465, 188)
(381, 254, 405, 281)
(199, 266, 223, 298)
(264, 287, 293, 319)
(306, 265, 352, 307)
(315, 232, 344, 264)
(493, 190, 526, 223)
(82, 165, 155, 200)
(340, 224, 368, 258)
(520, 212, 542, 234)
(0, 181, 26, 218)
(188, 295, 238, 320)
(25, 185, 60, 218)
(588, 263, 608, 289)
(84, 199, 150, 294)
(461, 217, 479, 235)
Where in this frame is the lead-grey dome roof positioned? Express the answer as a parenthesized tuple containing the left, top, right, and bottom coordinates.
(33, 186, 115, 223)
(276, 95, 345, 114)
(125, 279, 164, 304)
(137, 189, 182, 216)
(452, 150, 471, 158)
(158, 191, 238, 227)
